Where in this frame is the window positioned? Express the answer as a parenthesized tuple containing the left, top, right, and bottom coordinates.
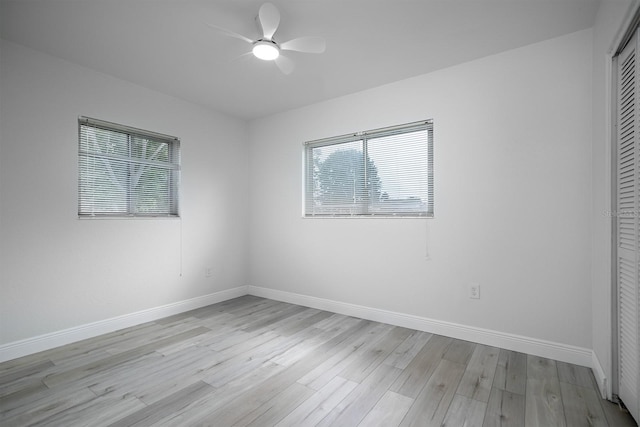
(78, 117, 180, 217)
(304, 120, 433, 217)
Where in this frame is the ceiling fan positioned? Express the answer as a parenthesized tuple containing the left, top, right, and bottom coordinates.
(207, 2, 326, 75)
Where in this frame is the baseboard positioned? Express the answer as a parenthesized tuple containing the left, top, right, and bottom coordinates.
(0, 286, 248, 363)
(2, 284, 596, 371)
(591, 351, 611, 399)
(247, 285, 593, 368)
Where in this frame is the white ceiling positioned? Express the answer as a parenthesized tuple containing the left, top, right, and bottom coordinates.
(0, 0, 600, 120)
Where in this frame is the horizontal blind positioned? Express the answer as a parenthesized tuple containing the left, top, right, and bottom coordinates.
(304, 120, 433, 217)
(307, 140, 365, 215)
(78, 117, 180, 217)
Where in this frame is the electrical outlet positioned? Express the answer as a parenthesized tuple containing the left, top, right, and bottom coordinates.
(205, 267, 213, 278)
(469, 283, 480, 299)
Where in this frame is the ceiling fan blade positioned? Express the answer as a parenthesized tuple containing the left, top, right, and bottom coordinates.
(257, 2, 280, 40)
(280, 36, 326, 54)
(275, 55, 295, 75)
(205, 23, 253, 45)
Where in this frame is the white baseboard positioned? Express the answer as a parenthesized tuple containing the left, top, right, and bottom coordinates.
(591, 351, 610, 399)
(1, 284, 596, 372)
(0, 286, 248, 363)
(247, 285, 594, 368)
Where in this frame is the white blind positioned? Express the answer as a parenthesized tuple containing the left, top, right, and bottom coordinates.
(304, 120, 433, 217)
(78, 117, 180, 217)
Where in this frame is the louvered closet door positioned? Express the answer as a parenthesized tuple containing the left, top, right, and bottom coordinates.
(617, 28, 640, 424)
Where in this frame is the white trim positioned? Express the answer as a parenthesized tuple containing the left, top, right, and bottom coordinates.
(1, 284, 596, 371)
(592, 350, 611, 399)
(0, 286, 248, 363)
(247, 286, 593, 367)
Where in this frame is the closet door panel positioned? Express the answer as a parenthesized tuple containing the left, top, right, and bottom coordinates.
(616, 28, 640, 424)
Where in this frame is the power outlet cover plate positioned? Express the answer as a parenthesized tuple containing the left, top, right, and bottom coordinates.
(469, 283, 480, 299)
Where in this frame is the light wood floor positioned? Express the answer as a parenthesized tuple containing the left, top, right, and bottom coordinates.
(0, 296, 637, 427)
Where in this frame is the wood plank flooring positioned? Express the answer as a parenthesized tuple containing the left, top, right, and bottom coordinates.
(0, 296, 637, 426)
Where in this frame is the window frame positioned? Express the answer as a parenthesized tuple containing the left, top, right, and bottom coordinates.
(78, 116, 181, 218)
(303, 120, 434, 218)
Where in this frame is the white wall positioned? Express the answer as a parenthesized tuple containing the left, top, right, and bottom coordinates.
(0, 20, 609, 366)
(249, 29, 594, 349)
(590, 0, 638, 397)
(0, 39, 249, 345)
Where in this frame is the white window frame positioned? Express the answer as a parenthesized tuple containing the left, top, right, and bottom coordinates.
(303, 120, 434, 218)
(78, 116, 181, 218)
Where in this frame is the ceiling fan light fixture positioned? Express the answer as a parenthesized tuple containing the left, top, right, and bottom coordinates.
(252, 40, 280, 60)
(206, 2, 325, 74)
